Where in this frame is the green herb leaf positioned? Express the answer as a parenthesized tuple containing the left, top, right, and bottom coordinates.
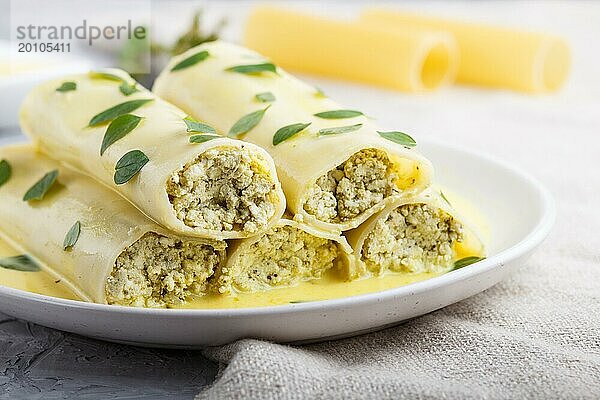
(314, 109, 363, 119)
(114, 150, 149, 184)
(0, 255, 41, 272)
(289, 300, 311, 304)
(226, 62, 277, 75)
(273, 122, 311, 145)
(63, 221, 81, 250)
(100, 114, 143, 155)
(229, 106, 270, 137)
(318, 123, 363, 136)
(184, 117, 217, 135)
(377, 131, 417, 148)
(314, 87, 326, 98)
(453, 256, 485, 270)
(255, 92, 275, 103)
(440, 191, 451, 206)
(89, 99, 153, 127)
(119, 82, 139, 96)
(0, 159, 11, 188)
(89, 71, 124, 82)
(89, 71, 139, 96)
(171, 50, 210, 71)
(23, 170, 58, 201)
(189, 134, 220, 143)
(56, 82, 77, 92)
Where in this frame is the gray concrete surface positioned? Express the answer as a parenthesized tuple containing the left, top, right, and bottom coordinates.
(0, 312, 218, 399)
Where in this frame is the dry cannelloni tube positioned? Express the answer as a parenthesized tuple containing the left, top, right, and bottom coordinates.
(19, 69, 286, 239)
(244, 6, 459, 92)
(213, 218, 354, 294)
(0, 145, 227, 307)
(361, 9, 570, 93)
(154, 41, 434, 233)
(345, 189, 485, 277)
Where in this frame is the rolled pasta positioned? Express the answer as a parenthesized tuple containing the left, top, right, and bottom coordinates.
(0, 145, 227, 307)
(244, 6, 458, 91)
(361, 9, 570, 93)
(154, 41, 434, 233)
(19, 69, 286, 239)
(213, 218, 354, 294)
(345, 189, 485, 277)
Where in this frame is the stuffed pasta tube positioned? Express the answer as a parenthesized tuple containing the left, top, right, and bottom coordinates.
(213, 218, 354, 294)
(0, 145, 227, 307)
(153, 41, 434, 233)
(19, 69, 286, 239)
(345, 189, 485, 276)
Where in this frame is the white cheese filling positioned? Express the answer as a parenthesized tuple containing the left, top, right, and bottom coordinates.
(167, 146, 277, 233)
(105, 232, 221, 307)
(215, 225, 339, 293)
(303, 148, 399, 223)
(361, 203, 463, 274)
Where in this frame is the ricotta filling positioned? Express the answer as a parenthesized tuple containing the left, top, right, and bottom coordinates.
(303, 149, 399, 223)
(215, 225, 339, 293)
(167, 146, 277, 233)
(361, 203, 463, 274)
(105, 232, 221, 307)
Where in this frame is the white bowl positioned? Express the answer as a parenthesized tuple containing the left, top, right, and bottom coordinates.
(0, 137, 554, 348)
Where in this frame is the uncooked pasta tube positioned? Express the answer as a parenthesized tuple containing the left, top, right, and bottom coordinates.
(213, 218, 355, 294)
(361, 9, 570, 93)
(0, 145, 227, 307)
(244, 6, 458, 91)
(19, 69, 286, 239)
(154, 41, 434, 234)
(345, 189, 485, 277)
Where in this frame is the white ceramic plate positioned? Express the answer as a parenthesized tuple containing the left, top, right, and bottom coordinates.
(0, 135, 554, 348)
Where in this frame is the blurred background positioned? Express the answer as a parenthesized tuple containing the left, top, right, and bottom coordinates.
(1, 0, 599, 165)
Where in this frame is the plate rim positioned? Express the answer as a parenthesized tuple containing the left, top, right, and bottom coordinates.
(0, 137, 556, 317)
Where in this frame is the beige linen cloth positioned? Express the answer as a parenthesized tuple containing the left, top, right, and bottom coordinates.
(195, 58, 600, 400)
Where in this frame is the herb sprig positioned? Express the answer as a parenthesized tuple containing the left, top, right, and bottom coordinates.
(255, 92, 275, 103)
(89, 99, 153, 127)
(184, 117, 217, 135)
(23, 170, 59, 201)
(440, 191, 451, 206)
(226, 63, 277, 75)
(189, 134, 220, 143)
(229, 106, 270, 137)
(377, 131, 417, 148)
(273, 122, 311, 145)
(100, 114, 143, 155)
(0, 159, 11, 188)
(453, 256, 485, 270)
(63, 221, 81, 250)
(171, 50, 210, 71)
(89, 71, 139, 96)
(314, 110, 363, 119)
(0, 255, 41, 272)
(318, 123, 363, 136)
(56, 82, 77, 92)
(114, 150, 149, 184)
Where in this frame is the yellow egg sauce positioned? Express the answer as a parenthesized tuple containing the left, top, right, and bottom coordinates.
(0, 187, 488, 308)
(0, 238, 78, 300)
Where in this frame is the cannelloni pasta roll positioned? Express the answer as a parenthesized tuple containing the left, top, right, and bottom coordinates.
(345, 189, 485, 277)
(213, 218, 354, 294)
(361, 9, 570, 93)
(154, 41, 434, 233)
(0, 145, 227, 307)
(19, 69, 286, 239)
(244, 6, 459, 91)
